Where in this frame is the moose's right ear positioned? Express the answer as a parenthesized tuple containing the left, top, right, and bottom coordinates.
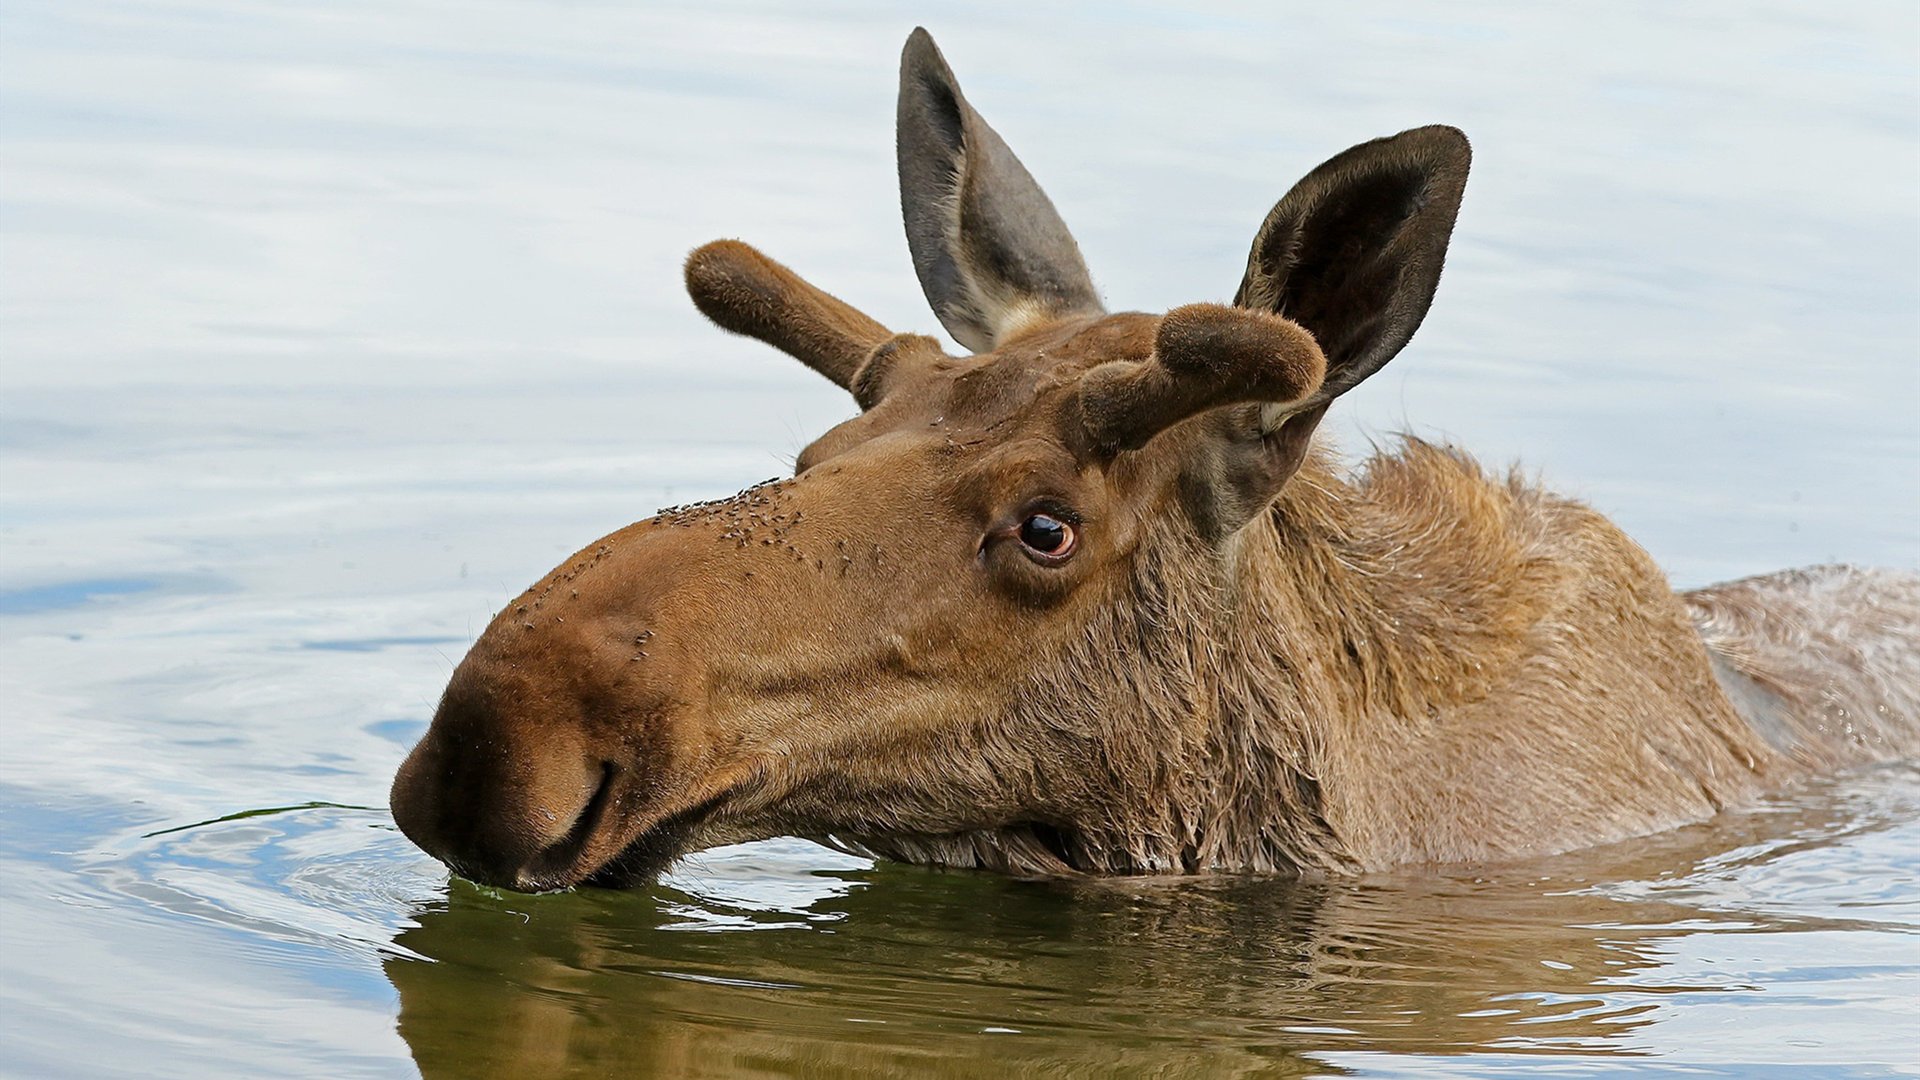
(1235, 125, 1470, 412)
(897, 28, 1104, 354)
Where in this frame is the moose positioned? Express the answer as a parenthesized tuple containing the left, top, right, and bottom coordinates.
(391, 29, 1920, 892)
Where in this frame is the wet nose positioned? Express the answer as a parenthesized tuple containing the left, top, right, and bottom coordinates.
(389, 672, 611, 890)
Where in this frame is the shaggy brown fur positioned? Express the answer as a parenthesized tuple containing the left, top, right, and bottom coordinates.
(389, 29, 1918, 891)
(829, 447, 1920, 877)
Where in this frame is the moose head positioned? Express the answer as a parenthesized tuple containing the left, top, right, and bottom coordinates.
(390, 28, 1470, 890)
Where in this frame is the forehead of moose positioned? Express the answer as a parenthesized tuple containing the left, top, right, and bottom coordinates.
(866, 312, 1158, 434)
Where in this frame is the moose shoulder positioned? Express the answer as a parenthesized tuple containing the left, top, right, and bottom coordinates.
(390, 28, 1920, 892)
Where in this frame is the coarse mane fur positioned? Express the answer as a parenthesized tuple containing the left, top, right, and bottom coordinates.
(827, 438, 1896, 876)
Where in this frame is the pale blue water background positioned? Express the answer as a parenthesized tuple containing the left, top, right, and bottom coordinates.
(2, 2, 1917, 1076)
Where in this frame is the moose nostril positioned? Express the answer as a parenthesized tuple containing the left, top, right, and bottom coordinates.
(560, 762, 619, 851)
(510, 761, 621, 891)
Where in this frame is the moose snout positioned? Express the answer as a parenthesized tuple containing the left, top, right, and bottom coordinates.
(390, 511, 814, 890)
(389, 650, 634, 891)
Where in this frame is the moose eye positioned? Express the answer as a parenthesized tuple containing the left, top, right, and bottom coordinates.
(1017, 513, 1077, 562)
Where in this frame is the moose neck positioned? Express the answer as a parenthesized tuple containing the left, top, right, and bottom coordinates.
(1040, 436, 1769, 876)
(826, 437, 1766, 878)
(962, 439, 1613, 876)
(820, 441, 1541, 878)
(1081, 439, 1564, 874)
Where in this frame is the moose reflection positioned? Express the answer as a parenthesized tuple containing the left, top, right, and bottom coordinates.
(382, 769, 1919, 1077)
(390, 28, 1919, 892)
(387, 871, 1668, 1078)
(377, 838, 1772, 1076)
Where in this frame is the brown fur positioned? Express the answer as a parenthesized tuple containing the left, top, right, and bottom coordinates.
(389, 30, 1918, 891)
(816, 443, 1909, 877)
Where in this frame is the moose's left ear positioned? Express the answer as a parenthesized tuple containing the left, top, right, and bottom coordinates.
(1082, 128, 1468, 541)
(1235, 125, 1470, 413)
(897, 28, 1104, 353)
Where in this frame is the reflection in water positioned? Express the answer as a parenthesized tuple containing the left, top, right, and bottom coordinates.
(382, 768, 1920, 1078)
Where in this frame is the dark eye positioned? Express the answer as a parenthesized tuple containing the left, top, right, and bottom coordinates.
(1017, 513, 1077, 563)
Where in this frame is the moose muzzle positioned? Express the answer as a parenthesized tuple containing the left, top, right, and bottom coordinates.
(389, 517, 738, 891)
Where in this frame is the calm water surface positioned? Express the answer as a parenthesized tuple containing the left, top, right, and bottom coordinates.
(3, 2, 1918, 1076)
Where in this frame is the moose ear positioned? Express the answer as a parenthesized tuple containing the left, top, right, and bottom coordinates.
(1235, 125, 1470, 413)
(1082, 128, 1468, 542)
(897, 28, 1104, 353)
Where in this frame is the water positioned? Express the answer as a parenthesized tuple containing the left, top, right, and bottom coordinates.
(3, 2, 1917, 1076)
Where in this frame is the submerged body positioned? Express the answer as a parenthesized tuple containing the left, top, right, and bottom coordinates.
(1689, 565, 1920, 774)
(388, 29, 1919, 891)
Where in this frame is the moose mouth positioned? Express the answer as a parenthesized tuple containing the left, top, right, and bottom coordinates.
(567, 783, 744, 890)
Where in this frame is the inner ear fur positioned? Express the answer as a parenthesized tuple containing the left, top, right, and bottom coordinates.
(684, 239, 894, 389)
(1089, 129, 1468, 541)
(1077, 304, 1326, 456)
(897, 28, 1104, 353)
(1234, 124, 1471, 410)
